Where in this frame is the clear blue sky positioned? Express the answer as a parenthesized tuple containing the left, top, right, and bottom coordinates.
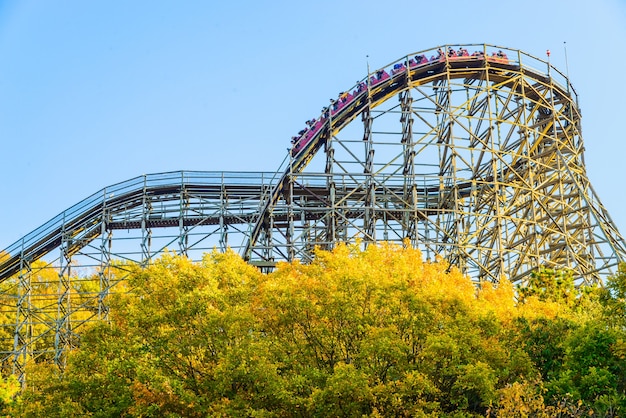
(1, 0, 625, 249)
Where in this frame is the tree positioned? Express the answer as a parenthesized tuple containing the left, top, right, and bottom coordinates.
(5, 245, 626, 417)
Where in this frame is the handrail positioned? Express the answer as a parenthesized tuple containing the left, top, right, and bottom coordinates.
(0, 171, 280, 280)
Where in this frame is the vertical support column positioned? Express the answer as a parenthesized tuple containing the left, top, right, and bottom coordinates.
(550, 80, 571, 268)
(54, 217, 72, 371)
(324, 106, 337, 248)
(423, 177, 432, 261)
(253, 179, 275, 268)
(484, 64, 506, 279)
(140, 175, 152, 267)
(566, 102, 591, 264)
(219, 180, 229, 252)
(434, 74, 456, 261)
(98, 190, 112, 322)
(300, 194, 312, 258)
(362, 104, 375, 244)
(433, 77, 446, 256)
(263, 207, 274, 268)
(516, 57, 538, 275)
(286, 155, 295, 260)
(400, 90, 417, 245)
(179, 173, 189, 256)
(12, 240, 31, 386)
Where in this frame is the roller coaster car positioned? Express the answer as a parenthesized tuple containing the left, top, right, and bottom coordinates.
(391, 63, 407, 75)
(445, 53, 509, 66)
(332, 93, 355, 115)
(447, 55, 475, 61)
(354, 82, 367, 95)
(446, 50, 470, 59)
(409, 56, 429, 68)
(292, 50, 509, 158)
(370, 71, 390, 86)
(291, 118, 327, 155)
(486, 53, 509, 64)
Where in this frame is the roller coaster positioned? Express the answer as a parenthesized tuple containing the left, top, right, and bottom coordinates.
(1, 44, 625, 382)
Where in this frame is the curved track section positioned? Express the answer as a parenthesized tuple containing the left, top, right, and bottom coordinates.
(244, 44, 626, 285)
(0, 171, 279, 280)
(1, 44, 625, 381)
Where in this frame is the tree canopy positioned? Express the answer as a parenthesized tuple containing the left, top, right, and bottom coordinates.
(3, 244, 626, 417)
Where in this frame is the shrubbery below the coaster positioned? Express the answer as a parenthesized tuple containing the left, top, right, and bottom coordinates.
(5, 244, 626, 417)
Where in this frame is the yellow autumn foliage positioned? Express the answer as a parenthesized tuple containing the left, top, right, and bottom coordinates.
(3, 244, 625, 417)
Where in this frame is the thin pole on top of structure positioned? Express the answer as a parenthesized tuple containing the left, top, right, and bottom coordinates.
(563, 41, 571, 94)
(366, 54, 371, 89)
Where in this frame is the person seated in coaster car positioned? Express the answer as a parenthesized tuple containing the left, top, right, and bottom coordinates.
(410, 54, 428, 67)
(354, 81, 367, 95)
(391, 62, 406, 75)
(488, 50, 509, 63)
(370, 69, 390, 85)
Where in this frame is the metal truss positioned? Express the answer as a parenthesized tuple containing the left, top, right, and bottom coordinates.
(246, 44, 626, 285)
(1, 44, 625, 383)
